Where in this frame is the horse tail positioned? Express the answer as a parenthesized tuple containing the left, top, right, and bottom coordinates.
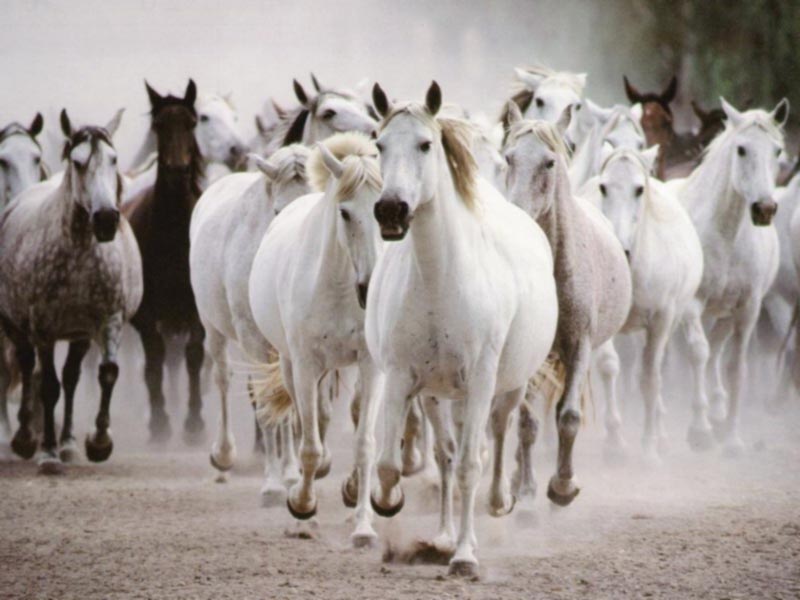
(524, 353, 593, 422)
(251, 358, 293, 428)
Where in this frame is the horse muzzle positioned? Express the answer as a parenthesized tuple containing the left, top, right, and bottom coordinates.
(374, 198, 411, 241)
(750, 200, 777, 227)
(92, 208, 120, 242)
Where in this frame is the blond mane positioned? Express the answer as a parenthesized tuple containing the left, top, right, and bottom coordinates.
(381, 104, 479, 209)
(307, 132, 382, 201)
(508, 119, 571, 159)
(266, 143, 309, 185)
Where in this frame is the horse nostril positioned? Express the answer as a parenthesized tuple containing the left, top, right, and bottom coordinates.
(624, 249, 631, 262)
(397, 202, 409, 220)
(357, 283, 368, 309)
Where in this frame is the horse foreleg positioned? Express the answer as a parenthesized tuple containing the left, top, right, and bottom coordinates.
(488, 386, 523, 517)
(421, 396, 456, 551)
(348, 357, 382, 548)
(59, 340, 90, 462)
(641, 311, 672, 462)
(315, 371, 334, 479)
(707, 317, 734, 429)
(277, 356, 300, 488)
(183, 320, 206, 445)
(596, 338, 625, 462)
(681, 302, 714, 451)
(449, 367, 497, 577)
(207, 327, 235, 480)
(134, 319, 170, 442)
(9, 338, 36, 459)
(511, 390, 540, 504)
(36, 343, 62, 474)
(548, 339, 591, 507)
(371, 368, 416, 518)
(85, 314, 122, 464)
(0, 337, 13, 441)
(722, 309, 757, 455)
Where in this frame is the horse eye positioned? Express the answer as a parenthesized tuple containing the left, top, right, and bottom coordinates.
(737, 146, 746, 157)
(536, 98, 545, 109)
(0, 158, 7, 170)
(574, 103, 582, 112)
(545, 159, 555, 170)
(111, 156, 117, 166)
(599, 183, 607, 196)
(323, 109, 336, 120)
(419, 141, 431, 153)
(634, 185, 644, 197)
(33, 156, 41, 165)
(775, 148, 782, 157)
(505, 154, 514, 167)
(199, 114, 209, 122)
(339, 208, 351, 222)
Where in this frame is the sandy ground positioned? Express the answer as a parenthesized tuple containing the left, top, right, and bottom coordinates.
(2, 354, 800, 599)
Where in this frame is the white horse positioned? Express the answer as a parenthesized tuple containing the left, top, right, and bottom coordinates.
(366, 82, 557, 576)
(249, 133, 384, 546)
(255, 75, 377, 157)
(585, 147, 713, 457)
(669, 98, 788, 452)
(189, 144, 310, 496)
(126, 92, 249, 200)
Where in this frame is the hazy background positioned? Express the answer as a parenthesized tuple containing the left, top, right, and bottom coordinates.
(7, 0, 797, 171)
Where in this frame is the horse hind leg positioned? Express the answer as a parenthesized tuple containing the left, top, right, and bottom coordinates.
(401, 396, 426, 476)
(640, 312, 672, 463)
(9, 338, 36, 460)
(488, 386, 523, 517)
(314, 371, 334, 479)
(511, 390, 540, 505)
(681, 305, 714, 451)
(183, 321, 206, 445)
(36, 343, 63, 475)
(720, 312, 757, 456)
(207, 327, 236, 481)
(595, 339, 626, 464)
(59, 340, 91, 463)
(0, 338, 13, 442)
(421, 396, 457, 551)
(134, 319, 171, 443)
(85, 314, 123, 463)
(706, 317, 734, 435)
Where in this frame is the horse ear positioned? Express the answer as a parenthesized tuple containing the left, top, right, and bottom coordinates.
(255, 115, 267, 136)
(772, 98, 790, 127)
(514, 67, 543, 91)
(310, 73, 322, 93)
(60, 109, 73, 138)
(145, 80, 163, 110)
(630, 103, 643, 123)
(587, 98, 614, 124)
(661, 76, 678, 105)
(556, 105, 572, 137)
(317, 142, 344, 179)
(425, 81, 442, 116)
(641, 145, 659, 173)
(505, 100, 524, 127)
(184, 79, 197, 107)
(623, 76, 643, 104)
(720, 97, 744, 128)
(272, 99, 287, 119)
(28, 113, 44, 137)
(105, 108, 125, 138)
(372, 83, 391, 118)
(575, 73, 588, 89)
(294, 80, 310, 107)
(249, 153, 279, 179)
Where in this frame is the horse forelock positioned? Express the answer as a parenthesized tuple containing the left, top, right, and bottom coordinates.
(381, 104, 478, 209)
(509, 119, 571, 159)
(603, 106, 645, 141)
(61, 126, 114, 162)
(267, 144, 310, 187)
(0, 123, 41, 149)
(308, 132, 381, 200)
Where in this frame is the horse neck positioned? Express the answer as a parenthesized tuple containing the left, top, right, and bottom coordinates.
(312, 189, 352, 285)
(153, 162, 202, 220)
(537, 164, 578, 264)
(409, 157, 473, 282)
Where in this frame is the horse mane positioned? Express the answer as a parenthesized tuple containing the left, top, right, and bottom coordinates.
(0, 123, 41, 149)
(307, 132, 381, 201)
(602, 105, 645, 141)
(381, 104, 479, 210)
(508, 119, 571, 159)
(266, 143, 309, 187)
(61, 126, 124, 207)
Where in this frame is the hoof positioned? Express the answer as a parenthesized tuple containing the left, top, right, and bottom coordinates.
(603, 439, 628, 466)
(723, 436, 745, 458)
(341, 476, 358, 509)
(11, 430, 37, 460)
(287, 497, 317, 521)
(370, 488, 405, 518)
(547, 477, 580, 507)
(37, 452, 64, 475)
(710, 417, 728, 443)
(448, 559, 479, 578)
(314, 450, 332, 480)
(148, 418, 172, 444)
(59, 439, 80, 463)
(260, 483, 286, 508)
(351, 530, 378, 549)
(85, 433, 114, 463)
(687, 426, 715, 452)
(488, 494, 516, 517)
(401, 447, 425, 477)
(209, 451, 234, 473)
(182, 422, 207, 447)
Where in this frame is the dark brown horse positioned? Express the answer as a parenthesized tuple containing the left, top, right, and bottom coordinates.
(124, 79, 207, 443)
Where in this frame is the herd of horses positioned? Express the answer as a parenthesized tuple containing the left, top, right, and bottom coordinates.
(0, 65, 797, 577)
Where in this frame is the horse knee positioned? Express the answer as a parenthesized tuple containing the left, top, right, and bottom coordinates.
(557, 408, 581, 436)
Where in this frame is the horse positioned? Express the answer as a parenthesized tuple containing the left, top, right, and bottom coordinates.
(249, 133, 385, 547)
(0, 113, 49, 441)
(691, 100, 727, 150)
(189, 144, 310, 498)
(124, 79, 208, 443)
(585, 146, 713, 457)
(500, 65, 587, 147)
(366, 82, 558, 576)
(0, 109, 142, 473)
(255, 75, 377, 156)
(503, 103, 631, 503)
(669, 98, 788, 453)
(126, 92, 249, 201)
